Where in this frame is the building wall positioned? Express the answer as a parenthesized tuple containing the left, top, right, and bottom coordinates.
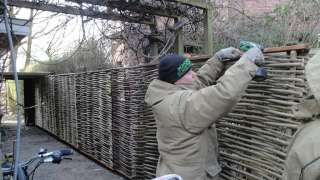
(218, 0, 289, 17)
(243, 0, 289, 16)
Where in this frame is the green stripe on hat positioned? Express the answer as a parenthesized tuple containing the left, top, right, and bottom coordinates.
(177, 59, 192, 77)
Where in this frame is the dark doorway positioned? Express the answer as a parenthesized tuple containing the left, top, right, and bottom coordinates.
(24, 79, 35, 126)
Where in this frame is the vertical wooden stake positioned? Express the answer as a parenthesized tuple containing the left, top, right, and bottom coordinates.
(150, 23, 159, 57)
(204, 8, 213, 56)
(174, 18, 184, 55)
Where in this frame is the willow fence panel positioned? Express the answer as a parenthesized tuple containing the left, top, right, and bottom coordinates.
(35, 53, 309, 180)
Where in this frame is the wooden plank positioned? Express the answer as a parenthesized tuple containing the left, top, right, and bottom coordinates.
(190, 54, 211, 62)
(264, 44, 310, 53)
(166, 0, 209, 9)
(204, 8, 213, 56)
(68, 0, 180, 18)
(3, 72, 50, 80)
(7, 0, 153, 24)
(174, 18, 184, 55)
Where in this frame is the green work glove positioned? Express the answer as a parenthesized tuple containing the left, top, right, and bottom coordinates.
(242, 47, 265, 66)
(215, 47, 242, 62)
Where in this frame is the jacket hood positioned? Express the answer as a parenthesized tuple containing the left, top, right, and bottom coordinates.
(291, 51, 320, 120)
(306, 51, 320, 103)
(145, 79, 181, 106)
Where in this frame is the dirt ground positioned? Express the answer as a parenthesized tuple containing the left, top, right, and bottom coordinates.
(1, 117, 124, 180)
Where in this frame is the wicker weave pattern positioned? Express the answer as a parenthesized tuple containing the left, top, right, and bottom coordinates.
(218, 54, 308, 180)
(35, 54, 309, 180)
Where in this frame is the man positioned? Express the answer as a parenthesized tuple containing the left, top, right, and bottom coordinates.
(283, 50, 320, 180)
(145, 47, 264, 180)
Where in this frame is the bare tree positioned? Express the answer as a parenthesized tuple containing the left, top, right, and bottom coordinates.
(211, 0, 320, 49)
(30, 37, 113, 73)
(13, 0, 320, 70)
(24, 9, 34, 70)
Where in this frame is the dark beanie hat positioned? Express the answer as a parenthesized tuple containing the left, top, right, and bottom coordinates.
(158, 54, 192, 84)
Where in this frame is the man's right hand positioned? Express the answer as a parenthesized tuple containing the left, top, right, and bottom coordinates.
(242, 47, 265, 66)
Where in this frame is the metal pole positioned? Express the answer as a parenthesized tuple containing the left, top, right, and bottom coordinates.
(3, 1, 22, 179)
(318, 33, 320, 48)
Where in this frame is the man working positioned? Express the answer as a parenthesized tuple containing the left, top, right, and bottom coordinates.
(283, 50, 320, 180)
(145, 47, 264, 180)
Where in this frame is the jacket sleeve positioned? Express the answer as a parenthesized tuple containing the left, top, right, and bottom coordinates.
(192, 56, 225, 89)
(285, 121, 320, 180)
(180, 58, 258, 134)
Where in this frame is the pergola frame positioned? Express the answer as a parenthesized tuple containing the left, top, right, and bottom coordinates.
(5, 0, 214, 56)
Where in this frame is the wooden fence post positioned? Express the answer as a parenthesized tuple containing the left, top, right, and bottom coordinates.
(204, 8, 213, 56)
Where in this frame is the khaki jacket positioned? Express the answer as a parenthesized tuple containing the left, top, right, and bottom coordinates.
(284, 51, 320, 180)
(145, 56, 258, 180)
(284, 120, 320, 180)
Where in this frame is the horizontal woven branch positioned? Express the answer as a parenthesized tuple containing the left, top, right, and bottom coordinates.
(35, 53, 309, 180)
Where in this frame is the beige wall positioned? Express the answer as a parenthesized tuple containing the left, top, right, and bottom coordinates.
(217, 0, 289, 17)
(243, 0, 289, 16)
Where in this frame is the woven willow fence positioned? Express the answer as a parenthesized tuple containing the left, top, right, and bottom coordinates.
(35, 52, 309, 180)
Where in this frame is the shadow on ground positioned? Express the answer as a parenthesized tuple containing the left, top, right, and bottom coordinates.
(1, 117, 124, 180)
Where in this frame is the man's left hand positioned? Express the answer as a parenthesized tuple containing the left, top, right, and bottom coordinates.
(215, 47, 243, 62)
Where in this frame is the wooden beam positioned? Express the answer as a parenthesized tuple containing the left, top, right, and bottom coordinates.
(165, 0, 209, 9)
(204, 8, 213, 56)
(190, 54, 211, 62)
(174, 18, 184, 55)
(263, 44, 310, 53)
(68, 0, 180, 18)
(149, 24, 159, 56)
(6, 0, 154, 24)
(3, 72, 50, 80)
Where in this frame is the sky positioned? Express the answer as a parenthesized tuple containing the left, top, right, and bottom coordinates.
(14, 7, 87, 70)
(12, 6, 120, 71)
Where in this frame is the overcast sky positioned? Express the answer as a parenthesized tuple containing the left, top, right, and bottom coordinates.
(13, 6, 118, 71)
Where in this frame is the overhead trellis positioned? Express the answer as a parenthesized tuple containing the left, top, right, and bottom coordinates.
(6, 0, 215, 56)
